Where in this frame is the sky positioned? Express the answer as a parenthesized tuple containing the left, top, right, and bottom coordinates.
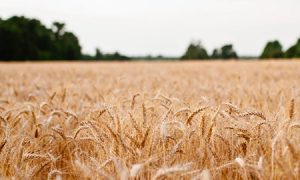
(1, 0, 300, 57)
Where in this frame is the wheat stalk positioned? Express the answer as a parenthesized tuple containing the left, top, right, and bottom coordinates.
(186, 106, 208, 125)
(288, 98, 295, 120)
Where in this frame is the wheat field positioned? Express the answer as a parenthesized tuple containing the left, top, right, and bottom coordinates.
(0, 61, 299, 179)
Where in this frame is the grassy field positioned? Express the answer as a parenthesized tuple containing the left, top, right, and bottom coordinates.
(0, 61, 299, 179)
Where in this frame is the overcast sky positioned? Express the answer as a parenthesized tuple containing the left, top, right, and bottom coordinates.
(1, 0, 300, 56)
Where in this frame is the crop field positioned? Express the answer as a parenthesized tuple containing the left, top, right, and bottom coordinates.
(0, 61, 300, 179)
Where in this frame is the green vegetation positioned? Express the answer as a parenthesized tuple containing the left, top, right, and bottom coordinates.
(211, 44, 238, 59)
(181, 43, 238, 60)
(285, 39, 300, 58)
(0, 16, 129, 61)
(82, 49, 130, 61)
(259, 39, 300, 59)
(181, 42, 209, 60)
(0, 16, 81, 60)
(1, 15, 300, 61)
(260, 40, 284, 59)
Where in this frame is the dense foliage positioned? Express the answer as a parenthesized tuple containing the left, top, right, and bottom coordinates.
(181, 42, 209, 60)
(0, 16, 130, 61)
(0, 16, 81, 60)
(181, 42, 238, 60)
(260, 39, 300, 59)
(260, 40, 284, 59)
(285, 39, 300, 58)
(211, 44, 238, 59)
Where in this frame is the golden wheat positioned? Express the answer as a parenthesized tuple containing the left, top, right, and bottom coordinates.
(0, 60, 299, 179)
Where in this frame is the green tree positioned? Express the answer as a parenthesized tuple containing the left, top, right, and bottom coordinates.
(260, 40, 284, 59)
(285, 39, 300, 58)
(0, 16, 55, 60)
(95, 48, 103, 60)
(0, 16, 82, 60)
(211, 44, 238, 59)
(181, 41, 209, 60)
(104, 51, 130, 61)
(220, 44, 238, 59)
(59, 32, 81, 60)
(211, 49, 221, 59)
(52, 22, 81, 60)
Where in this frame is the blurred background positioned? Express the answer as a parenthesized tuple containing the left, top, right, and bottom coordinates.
(0, 0, 300, 60)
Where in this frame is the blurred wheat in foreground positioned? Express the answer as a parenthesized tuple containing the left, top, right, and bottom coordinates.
(0, 61, 299, 179)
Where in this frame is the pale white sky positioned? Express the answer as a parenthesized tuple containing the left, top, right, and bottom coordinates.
(1, 0, 300, 56)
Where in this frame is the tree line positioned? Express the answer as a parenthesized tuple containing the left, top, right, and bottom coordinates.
(0, 16, 300, 61)
(260, 40, 300, 59)
(181, 39, 300, 60)
(181, 41, 238, 60)
(82, 48, 130, 61)
(0, 16, 129, 61)
(0, 16, 81, 60)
